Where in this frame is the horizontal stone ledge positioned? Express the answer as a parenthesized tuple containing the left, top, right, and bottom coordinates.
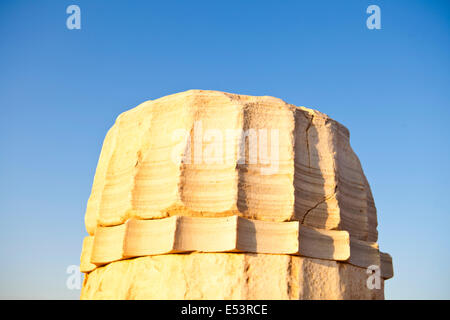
(380, 252, 394, 279)
(347, 238, 393, 280)
(80, 216, 393, 280)
(349, 237, 380, 269)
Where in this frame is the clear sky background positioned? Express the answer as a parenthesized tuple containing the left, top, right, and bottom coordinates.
(0, 0, 449, 299)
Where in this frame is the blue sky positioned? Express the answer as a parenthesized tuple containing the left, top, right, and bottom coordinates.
(0, 0, 449, 299)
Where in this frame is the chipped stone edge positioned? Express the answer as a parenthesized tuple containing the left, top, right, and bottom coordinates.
(80, 216, 393, 280)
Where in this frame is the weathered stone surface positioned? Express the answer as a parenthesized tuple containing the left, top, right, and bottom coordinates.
(81, 90, 393, 299)
(81, 253, 384, 300)
(380, 252, 394, 279)
(349, 238, 380, 269)
(81, 216, 352, 267)
(85, 90, 378, 240)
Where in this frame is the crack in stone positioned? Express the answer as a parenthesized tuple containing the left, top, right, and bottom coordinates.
(304, 113, 313, 169)
(301, 185, 338, 225)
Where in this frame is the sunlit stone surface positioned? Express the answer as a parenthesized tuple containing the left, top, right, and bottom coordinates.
(80, 90, 392, 300)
